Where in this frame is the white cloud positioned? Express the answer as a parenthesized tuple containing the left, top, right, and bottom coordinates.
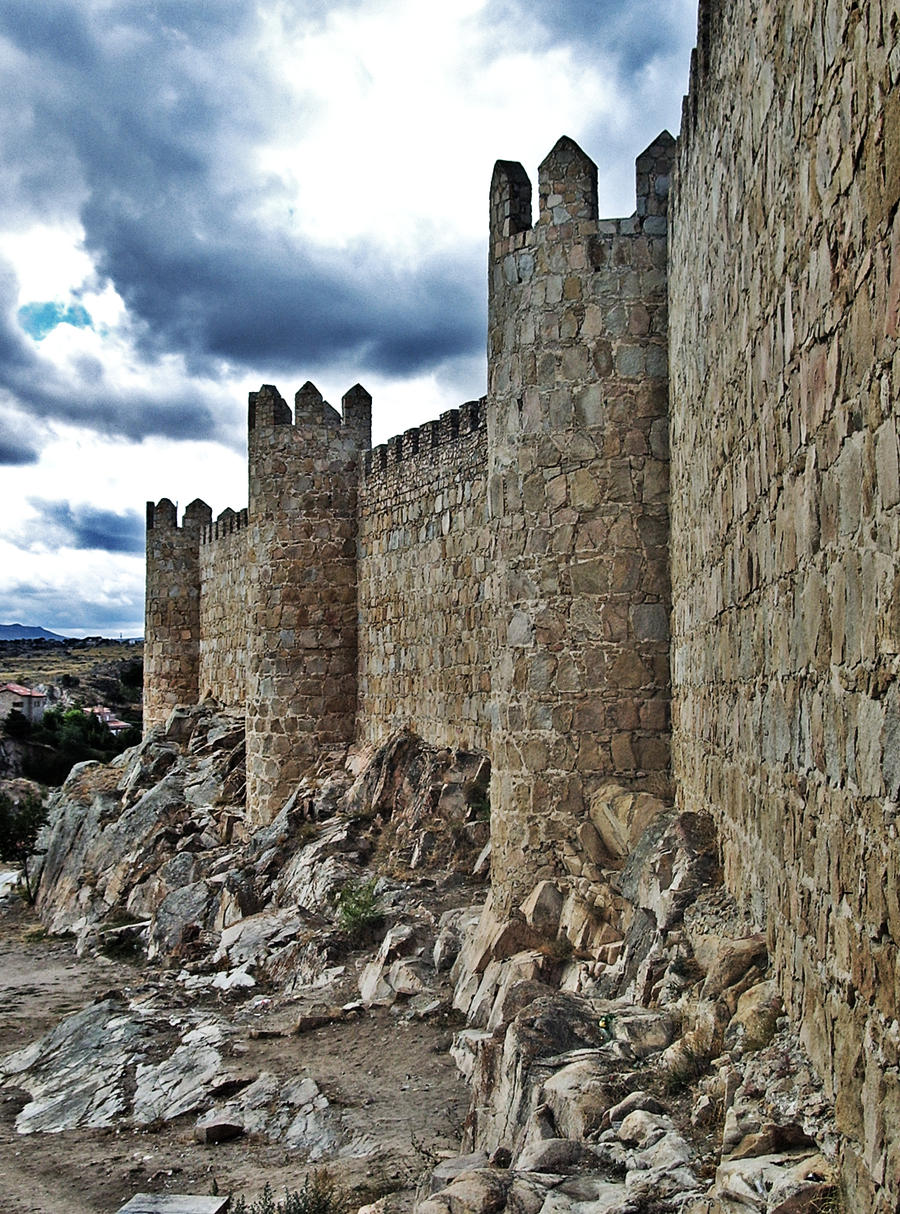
(0, 0, 697, 633)
(0, 224, 95, 305)
(252, 0, 626, 254)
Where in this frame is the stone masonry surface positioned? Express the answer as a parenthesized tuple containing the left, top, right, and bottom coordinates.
(144, 1, 900, 1203)
(486, 133, 673, 914)
(144, 497, 210, 728)
(669, 0, 900, 1207)
(199, 508, 249, 708)
(244, 383, 368, 824)
(357, 401, 491, 754)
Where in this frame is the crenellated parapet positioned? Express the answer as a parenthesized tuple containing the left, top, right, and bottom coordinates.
(363, 398, 486, 482)
(247, 381, 372, 445)
(486, 132, 675, 912)
(677, 0, 729, 153)
(201, 507, 250, 544)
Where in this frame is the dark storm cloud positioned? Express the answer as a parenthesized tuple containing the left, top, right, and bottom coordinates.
(83, 202, 485, 378)
(0, 0, 486, 444)
(483, 0, 696, 75)
(23, 499, 146, 555)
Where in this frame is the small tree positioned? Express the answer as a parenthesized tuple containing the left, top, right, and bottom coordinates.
(0, 790, 48, 903)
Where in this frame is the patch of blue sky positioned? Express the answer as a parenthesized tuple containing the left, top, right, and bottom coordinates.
(18, 300, 93, 341)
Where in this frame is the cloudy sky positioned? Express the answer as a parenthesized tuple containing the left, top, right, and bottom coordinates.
(0, 0, 697, 638)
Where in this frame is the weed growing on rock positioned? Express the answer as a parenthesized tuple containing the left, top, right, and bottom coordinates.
(334, 877, 383, 941)
(813, 1189, 846, 1213)
(230, 1172, 348, 1214)
(661, 1039, 710, 1095)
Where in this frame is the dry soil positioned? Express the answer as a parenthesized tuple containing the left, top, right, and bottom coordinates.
(0, 894, 468, 1214)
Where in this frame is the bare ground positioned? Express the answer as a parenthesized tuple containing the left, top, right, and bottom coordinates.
(0, 894, 469, 1214)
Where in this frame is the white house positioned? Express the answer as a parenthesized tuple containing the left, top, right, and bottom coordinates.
(0, 682, 47, 724)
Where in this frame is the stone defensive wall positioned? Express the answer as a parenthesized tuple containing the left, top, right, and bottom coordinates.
(669, 0, 900, 1206)
(357, 399, 491, 754)
(199, 507, 249, 707)
(143, 4, 900, 1197)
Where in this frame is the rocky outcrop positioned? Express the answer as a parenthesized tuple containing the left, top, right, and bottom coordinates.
(32, 707, 489, 976)
(434, 804, 840, 1214)
(3, 711, 845, 1210)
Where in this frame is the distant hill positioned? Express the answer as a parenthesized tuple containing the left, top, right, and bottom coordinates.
(0, 624, 67, 642)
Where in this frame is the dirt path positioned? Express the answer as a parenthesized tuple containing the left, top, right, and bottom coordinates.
(0, 895, 468, 1213)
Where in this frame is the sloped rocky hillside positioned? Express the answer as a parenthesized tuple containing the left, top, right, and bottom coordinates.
(0, 704, 843, 1212)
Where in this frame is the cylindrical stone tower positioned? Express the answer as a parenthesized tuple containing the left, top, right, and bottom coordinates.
(245, 382, 371, 825)
(487, 133, 675, 913)
(144, 496, 212, 732)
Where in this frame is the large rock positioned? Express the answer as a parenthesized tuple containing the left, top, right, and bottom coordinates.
(418, 1168, 510, 1214)
(33, 703, 246, 953)
(0, 1000, 150, 1133)
(465, 992, 674, 1159)
(619, 810, 720, 933)
(0, 999, 242, 1135)
(193, 1071, 349, 1158)
(587, 782, 670, 867)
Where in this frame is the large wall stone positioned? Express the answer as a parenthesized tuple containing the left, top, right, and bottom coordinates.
(669, 1, 900, 1206)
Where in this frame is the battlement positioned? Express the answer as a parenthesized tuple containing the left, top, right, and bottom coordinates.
(363, 397, 486, 479)
(538, 135, 598, 227)
(201, 507, 250, 545)
(489, 132, 675, 259)
(248, 381, 372, 449)
(679, 0, 729, 148)
(146, 497, 212, 533)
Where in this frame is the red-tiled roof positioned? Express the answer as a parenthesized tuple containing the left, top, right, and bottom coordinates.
(0, 683, 45, 698)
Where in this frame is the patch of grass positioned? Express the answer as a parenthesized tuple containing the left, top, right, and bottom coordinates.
(230, 1172, 348, 1214)
(537, 935, 574, 963)
(98, 911, 148, 962)
(334, 877, 383, 941)
(661, 1039, 710, 1095)
(811, 1188, 846, 1213)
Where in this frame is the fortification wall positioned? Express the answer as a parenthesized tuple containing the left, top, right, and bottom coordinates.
(198, 509, 250, 706)
(669, 1, 900, 1205)
(486, 134, 674, 913)
(357, 401, 491, 753)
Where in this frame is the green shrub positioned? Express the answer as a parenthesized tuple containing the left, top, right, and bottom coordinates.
(334, 877, 383, 941)
(231, 1173, 348, 1214)
(18, 706, 140, 786)
(3, 709, 31, 739)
